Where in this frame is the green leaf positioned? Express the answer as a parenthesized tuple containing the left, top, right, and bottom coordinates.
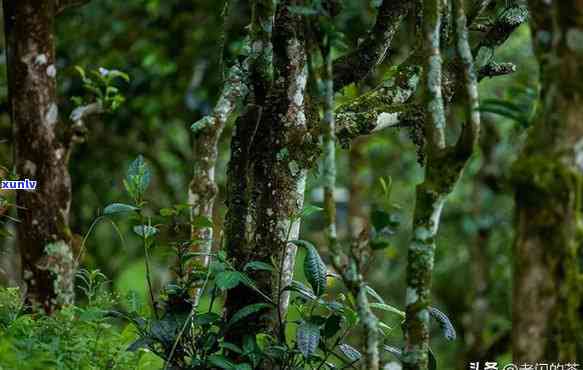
(296, 321, 320, 358)
(125, 155, 151, 198)
(429, 306, 456, 341)
(208, 354, 236, 369)
(228, 303, 271, 328)
(221, 342, 243, 354)
(191, 215, 213, 228)
(243, 261, 274, 272)
(291, 240, 327, 296)
(283, 280, 317, 301)
(107, 69, 130, 83)
(369, 302, 405, 318)
(159, 208, 176, 217)
(378, 321, 393, 335)
(215, 271, 241, 290)
(364, 285, 385, 304)
(338, 343, 361, 362)
(193, 312, 221, 326)
(300, 204, 323, 218)
(382, 345, 402, 360)
(127, 337, 154, 352)
(104, 203, 139, 215)
(133, 225, 158, 238)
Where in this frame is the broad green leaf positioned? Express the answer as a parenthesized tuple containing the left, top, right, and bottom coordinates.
(133, 225, 158, 238)
(338, 343, 361, 362)
(208, 354, 235, 370)
(243, 261, 274, 272)
(193, 312, 221, 326)
(296, 321, 320, 358)
(283, 280, 317, 301)
(125, 155, 151, 197)
(291, 240, 327, 296)
(127, 337, 154, 352)
(228, 303, 271, 328)
(215, 271, 241, 290)
(429, 306, 456, 341)
(382, 344, 402, 360)
(221, 342, 243, 354)
(104, 203, 139, 215)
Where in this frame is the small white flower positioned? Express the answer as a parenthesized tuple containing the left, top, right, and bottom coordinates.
(98, 67, 110, 76)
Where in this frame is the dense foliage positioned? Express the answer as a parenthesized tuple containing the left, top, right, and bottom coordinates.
(2, 0, 581, 369)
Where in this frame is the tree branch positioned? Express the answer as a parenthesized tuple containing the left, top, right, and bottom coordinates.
(403, 2, 481, 368)
(332, 0, 413, 90)
(332, 2, 527, 148)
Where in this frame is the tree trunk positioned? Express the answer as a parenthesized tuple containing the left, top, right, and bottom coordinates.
(512, 0, 583, 363)
(223, 0, 317, 343)
(3, 0, 75, 313)
(403, 0, 480, 368)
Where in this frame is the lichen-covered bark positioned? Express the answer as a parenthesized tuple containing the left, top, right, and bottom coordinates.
(512, 0, 583, 363)
(334, 1, 525, 148)
(188, 1, 274, 305)
(403, 1, 480, 368)
(3, 0, 74, 313)
(188, 61, 249, 304)
(223, 0, 318, 343)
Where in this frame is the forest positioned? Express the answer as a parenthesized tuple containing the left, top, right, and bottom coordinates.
(0, 0, 582, 369)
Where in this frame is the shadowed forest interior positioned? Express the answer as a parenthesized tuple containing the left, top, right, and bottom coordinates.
(0, 0, 582, 369)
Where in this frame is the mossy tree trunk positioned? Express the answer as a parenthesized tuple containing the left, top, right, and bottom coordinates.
(403, 0, 480, 368)
(223, 0, 317, 343)
(2, 0, 81, 314)
(512, 0, 583, 363)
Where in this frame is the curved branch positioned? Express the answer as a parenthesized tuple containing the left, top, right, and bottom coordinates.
(332, 0, 413, 90)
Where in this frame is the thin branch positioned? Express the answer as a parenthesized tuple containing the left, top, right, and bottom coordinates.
(454, 0, 481, 157)
(423, 0, 446, 152)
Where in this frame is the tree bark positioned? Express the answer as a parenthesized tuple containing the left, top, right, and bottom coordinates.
(3, 0, 75, 313)
(512, 0, 583, 363)
(403, 0, 480, 368)
(223, 0, 318, 343)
